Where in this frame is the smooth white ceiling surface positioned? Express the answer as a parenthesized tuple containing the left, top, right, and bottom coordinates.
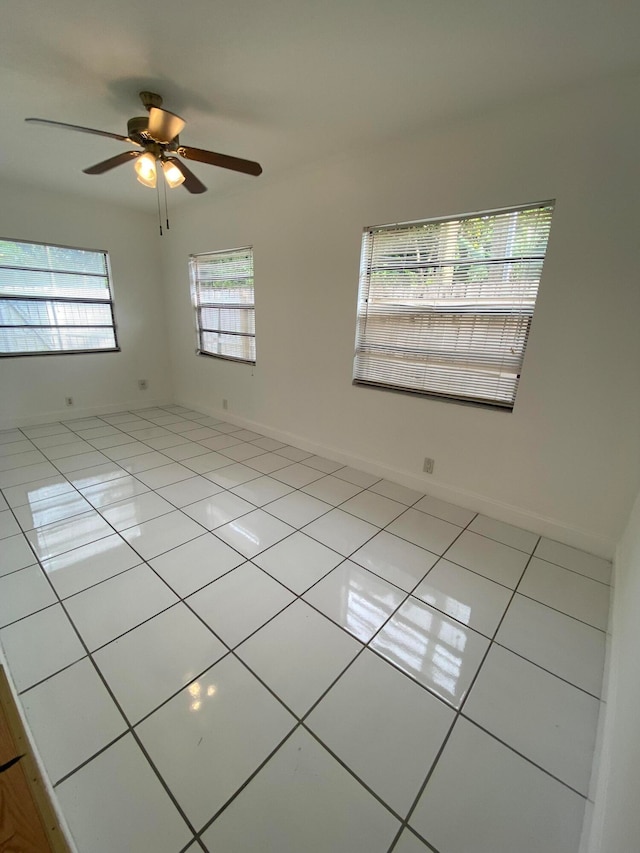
(1, 0, 639, 209)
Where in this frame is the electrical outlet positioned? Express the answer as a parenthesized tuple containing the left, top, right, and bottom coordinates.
(65, 397, 74, 407)
(423, 457, 435, 474)
(138, 379, 148, 390)
(222, 399, 228, 410)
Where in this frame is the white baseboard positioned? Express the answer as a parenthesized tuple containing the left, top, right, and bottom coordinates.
(177, 398, 616, 559)
(0, 398, 172, 431)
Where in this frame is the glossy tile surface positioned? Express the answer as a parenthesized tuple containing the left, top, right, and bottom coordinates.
(21, 657, 126, 783)
(307, 649, 454, 815)
(411, 717, 586, 853)
(237, 600, 360, 715)
(201, 728, 399, 852)
(370, 596, 490, 708)
(136, 655, 295, 829)
(0, 407, 607, 853)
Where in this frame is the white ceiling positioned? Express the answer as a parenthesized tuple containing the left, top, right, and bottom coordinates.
(1, 0, 638, 210)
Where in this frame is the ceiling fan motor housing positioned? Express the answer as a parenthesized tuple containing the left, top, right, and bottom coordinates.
(127, 116, 150, 139)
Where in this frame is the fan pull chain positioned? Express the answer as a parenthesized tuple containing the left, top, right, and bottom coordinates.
(156, 179, 163, 236)
(163, 176, 170, 231)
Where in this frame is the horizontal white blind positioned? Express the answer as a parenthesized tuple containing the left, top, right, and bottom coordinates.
(190, 247, 255, 363)
(354, 203, 554, 408)
(0, 239, 118, 356)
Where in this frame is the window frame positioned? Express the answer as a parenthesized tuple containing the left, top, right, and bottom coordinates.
(352, 201, 555, 411)
(189, 246, 256, 365)
(0, 237, 120, 358)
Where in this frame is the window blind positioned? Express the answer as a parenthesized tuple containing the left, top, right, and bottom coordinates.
(0, 239, 118, 356)
(190, 247, 255, 364)
(353, 202, 554, 409)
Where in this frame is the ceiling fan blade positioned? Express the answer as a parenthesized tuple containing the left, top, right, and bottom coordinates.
(83, 150, 141, 175)
(25, 117, 133, 143)
(178, 145, 262, 176)
(147, 107, 186, 143)
(167, 158, 207, 194)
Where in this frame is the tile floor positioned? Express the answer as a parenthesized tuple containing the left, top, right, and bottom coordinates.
(0, 405, 611, 853)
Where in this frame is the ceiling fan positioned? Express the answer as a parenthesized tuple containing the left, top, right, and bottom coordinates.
(25, 91, 262, 195)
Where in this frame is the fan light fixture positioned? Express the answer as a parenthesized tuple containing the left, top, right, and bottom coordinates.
(135, 151, 157, 188)
(162, 159, 186, 188)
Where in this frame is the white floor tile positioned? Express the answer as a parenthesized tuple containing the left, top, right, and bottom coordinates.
(468, 514, 538, 553)
(180, 426, 222, 440)
(0, 449, 46, 470)
(0, 439, 34, 456)
(201, 728, 399, 853)
(156, 475, 223, 507)
(304, 560, 405, 642)
(350, 531, 437, 592)
(41, 533, 142, 598)
(214, 509, 295, 559)
(55, 450, 110, 472)
(272, 463, 326, 488)
(370, 596, 490, 708)
(410, 717, 585, 853)
(163, 441, 212, 461)
(301, 474, 364, 505)
(387, 508, 462, 555)
(519, 557, 610, 630)
(250, 436, 286, 451)
(144, 433, 195, 450)
(274, 445, 313, 462)
(413, 494, 476, 527)
(135, 461, 196, 488)
(230, 475, 294, 507)
(0, 565, 56, 626)
(43, 440, 93, 460)
(206, 462, 262, 488)
(333, 466, 380, 488)
(67, 462, 128, 490)
(119, 451, 173, 475)
(21, 658, 126, 783)
(307, 649, 454, 815)
(2, 475, 74, 508)
(25, 510, 113, 560)
(150, 533, 245, 597)
(136, 655, 296, 830)
(464, 644, 600, 794)
(303, 508, 378, 556)
(265, 490, 332, 527)
(253, 532, 344, 594)
(0, 461, 59, 488)
(64, 564, 178, 650)
(21, 423, 69, 438)
(120, 509, 204, 559)
(99, 491, 175, 531)
(79, 474, 150, 508)
(340, 490, 406, 527)
(187, 562, 295, 647)
(0, 603, 85, 691)
(13, 490, 93, 529)
(369, 479, 424, 506)
(0, 533, 36, 575)
(444, 529, 530, 588)
(199, 434, 244, 451)
(393, 829, 433, 853)
(496, 593, 606, 696)
(30, 432, 79, 449)
(56, 734, 191, 853)
(183, 451, 235, 473)
(245, 452, 294, 474)
(219, 442, 267, 462)
(237, 600, 360, 715)
(413, 558, 512, 638)
(86, 433, 137, 450)
(535, 538, 612, 584)
(102, 440, 154, 460)
(95, 603, 227, 723)
(302, 455, 344, 474)
(183, 491, 254, 530)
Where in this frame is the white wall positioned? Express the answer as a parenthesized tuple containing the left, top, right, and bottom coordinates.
(160, 74, 640, 556)
(0, 180, 172, 426)
(585, 485, 640, 852)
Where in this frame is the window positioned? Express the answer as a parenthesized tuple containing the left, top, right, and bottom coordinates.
(353, 202, 554, 409)
(0, 239, 118, 356)
(190, 246, 256, 363)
